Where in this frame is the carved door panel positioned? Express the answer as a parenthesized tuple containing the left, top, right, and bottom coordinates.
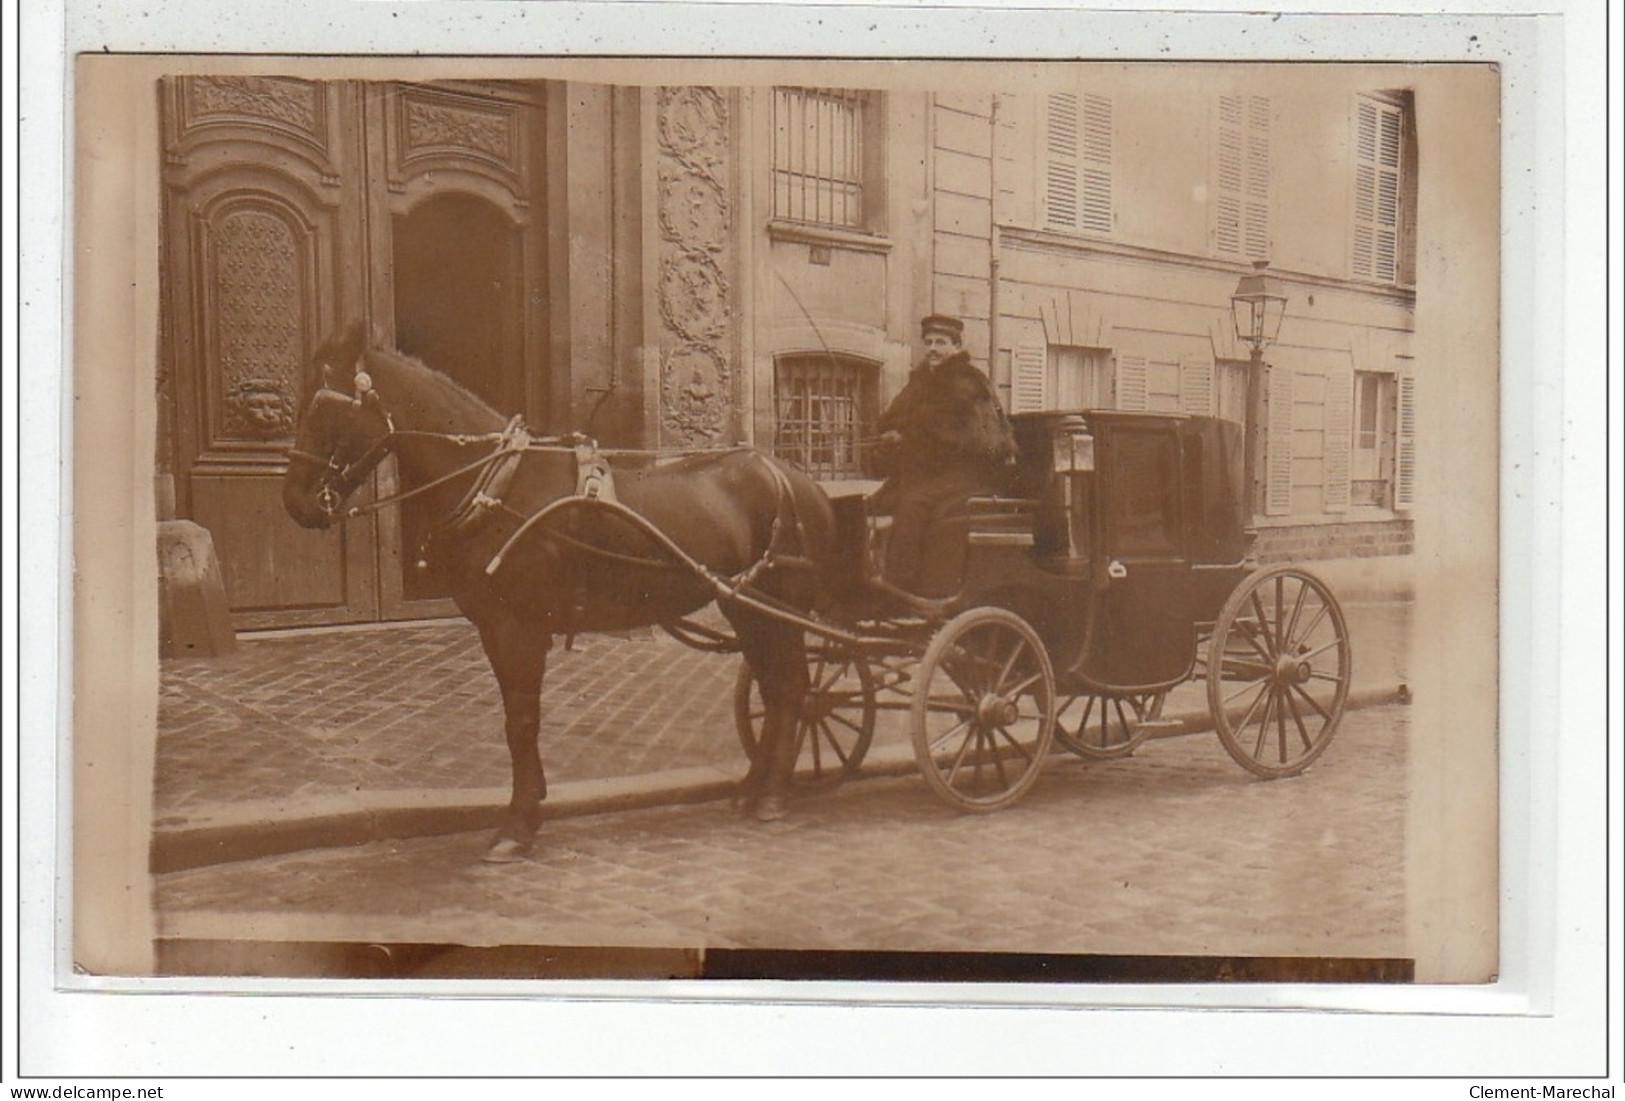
(161, 76, 381, 629)
(161, 78, 548, 628)
(361, 81, 547, 619)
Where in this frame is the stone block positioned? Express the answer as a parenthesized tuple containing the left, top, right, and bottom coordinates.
(159, 520, 236, 658)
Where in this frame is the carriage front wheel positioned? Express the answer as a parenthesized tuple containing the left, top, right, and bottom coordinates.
(910, 606, 1057, 812)
(1205, 566, 1352, 778)
(734, 641, 876, 793)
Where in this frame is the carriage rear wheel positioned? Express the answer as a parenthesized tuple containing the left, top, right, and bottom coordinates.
(910, 606, 1057, 812)
(1054, 690, 1167, 760)
(1205, 566, 1352, 778)
(733, 641, 876, 793)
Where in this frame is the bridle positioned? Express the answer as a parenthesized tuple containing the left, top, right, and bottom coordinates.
(285, 367, 398, 520)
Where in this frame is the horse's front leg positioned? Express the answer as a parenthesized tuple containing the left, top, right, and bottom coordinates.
(476, 616, 551, 863)
(730, 613, 811, 822)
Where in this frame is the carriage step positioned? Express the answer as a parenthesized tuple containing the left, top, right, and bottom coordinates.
(1133, 719, 1186, 734)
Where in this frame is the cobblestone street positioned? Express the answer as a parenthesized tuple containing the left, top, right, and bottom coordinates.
(155, 703, 1408, 968)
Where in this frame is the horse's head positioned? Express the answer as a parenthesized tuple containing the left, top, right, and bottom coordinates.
(283, 324, 398, 529)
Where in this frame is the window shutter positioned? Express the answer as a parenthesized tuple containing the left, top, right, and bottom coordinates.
(1044, 92, 1111, 235)
(1395, 374, 1417, 509)
(1011, 345, 1049, 413)
(1353, 97, 1403, 283)
(1043, 93, 1080, 231)
(1215, 95, 1270, 259)
(1265, 363, 1294, 516)
(1116, 354, 1148, 412)
(1180, 357, 1214, 416)
(1322, 369, 1353, 513)
(1079, 93, 1113, 235)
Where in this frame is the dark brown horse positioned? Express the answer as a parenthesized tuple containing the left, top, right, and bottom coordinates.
(283, 326, 836, 861)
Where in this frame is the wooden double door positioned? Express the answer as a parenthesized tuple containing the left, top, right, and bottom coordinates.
(160, 77, 548, 628)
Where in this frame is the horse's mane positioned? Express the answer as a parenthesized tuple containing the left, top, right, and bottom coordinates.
(362, 346, 506, 428)
(306, 323, 506, 432)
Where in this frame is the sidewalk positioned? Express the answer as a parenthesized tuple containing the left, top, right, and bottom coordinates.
(153, 555, 1412, 871)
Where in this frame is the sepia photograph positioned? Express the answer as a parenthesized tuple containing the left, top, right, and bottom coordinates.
(15, 0, 1617, 1080)
(62, 53, 1508, 993)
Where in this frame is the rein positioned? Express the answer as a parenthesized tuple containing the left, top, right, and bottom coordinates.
(292, 368, 813, 599)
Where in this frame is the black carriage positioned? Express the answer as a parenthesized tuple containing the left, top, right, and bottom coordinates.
(736, 409, 1353, 812)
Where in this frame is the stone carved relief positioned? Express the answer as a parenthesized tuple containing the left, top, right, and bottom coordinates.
(187, 76, 320, 136)
(655, 87, 734, 446)
(661, 344, 729, 445)
(658, 250, 730, 344)
(658, 168, 730, 253)
(404, 97, 513, 161)
(212, 207, 304, 441)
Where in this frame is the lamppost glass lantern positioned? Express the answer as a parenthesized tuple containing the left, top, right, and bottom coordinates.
(1231, 259, 1287, 357)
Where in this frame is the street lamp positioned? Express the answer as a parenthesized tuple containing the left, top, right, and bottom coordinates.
(1231, 259, 1287, 521)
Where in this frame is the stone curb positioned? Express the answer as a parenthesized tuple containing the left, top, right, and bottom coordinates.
(151, 683, 1408, 874)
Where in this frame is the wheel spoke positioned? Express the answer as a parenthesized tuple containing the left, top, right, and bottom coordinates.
(942, 724, 980, 788)
(1282, 579, 1310, 650)
(1222, 671, 1271, 707)
(1250, 687, 1278, 759)
(929, 716, 975, 756)
(1248, 591, 1279, 655)
(1288, 603, 1333, 650)
(925, 694, 977, 716)
(1275, 683, 1289, 763)
(1285, 690, 1315, 752)
(1003, 669, 1047, 700)
(1293, 636, 1347, 665)
(1289, 681, 1334, 721)
(991, 722, 1038, 764)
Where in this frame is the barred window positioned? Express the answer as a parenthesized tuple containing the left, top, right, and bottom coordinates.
(773, 354, 877, 480)
(772, 88, 867, 229)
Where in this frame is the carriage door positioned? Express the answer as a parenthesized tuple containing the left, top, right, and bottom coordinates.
(1081, 421, 1195, 689)
(362, 81, 547, 616)
(160, 78, 547, 628)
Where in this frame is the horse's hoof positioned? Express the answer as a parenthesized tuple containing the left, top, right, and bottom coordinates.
(753, 794, 788, 822)
(482, 838, 532, 864)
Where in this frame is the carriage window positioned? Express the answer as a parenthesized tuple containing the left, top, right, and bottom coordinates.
(1107, 429, 1183, 558)
(773, 354, 877, 480)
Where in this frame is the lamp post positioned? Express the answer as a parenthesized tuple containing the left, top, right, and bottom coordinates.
(1231, 260, 1287, 521)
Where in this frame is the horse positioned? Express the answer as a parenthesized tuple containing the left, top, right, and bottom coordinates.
(282, 325, 837, 862)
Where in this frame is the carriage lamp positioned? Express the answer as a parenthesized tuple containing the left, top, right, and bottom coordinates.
(1052, 428, 1095, 475)
(1230, 260, 1288, 520)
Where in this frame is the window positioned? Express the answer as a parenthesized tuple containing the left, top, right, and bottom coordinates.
(1352, 92, 1418, 285)
(1108, 428, 1183, 558)
(772, 88, 870, 229)
(1115, 355, 1216, 416)
(772, 354, 877, 480)
(1010, 344, 1111, 412)
(1042, 92, 1113, 236)
(1214, 95, 1271, 259)
(1352, 370, 1397, 507)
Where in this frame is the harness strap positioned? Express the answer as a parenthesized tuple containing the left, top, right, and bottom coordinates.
(443, 416, 532, 536)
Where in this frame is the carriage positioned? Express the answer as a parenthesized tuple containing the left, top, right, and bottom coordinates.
(284, 331, 1352, 858)
(728, 409, 1353, 812)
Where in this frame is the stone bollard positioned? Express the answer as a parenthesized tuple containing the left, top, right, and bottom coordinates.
(158, 520, 236, 658)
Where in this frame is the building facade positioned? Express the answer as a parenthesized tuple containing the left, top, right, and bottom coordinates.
(156, 70, 1415, 630)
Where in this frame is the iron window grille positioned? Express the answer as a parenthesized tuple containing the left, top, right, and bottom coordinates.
(772, 87, 867, 229)
(773, 354, 877, 480)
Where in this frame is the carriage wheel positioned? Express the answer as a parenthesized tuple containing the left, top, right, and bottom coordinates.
(1054, 690, 1167, 760)
(910, 606, 1056, 812)
(733, 642, 876, 792)
(1206, 566, 1352, 778)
